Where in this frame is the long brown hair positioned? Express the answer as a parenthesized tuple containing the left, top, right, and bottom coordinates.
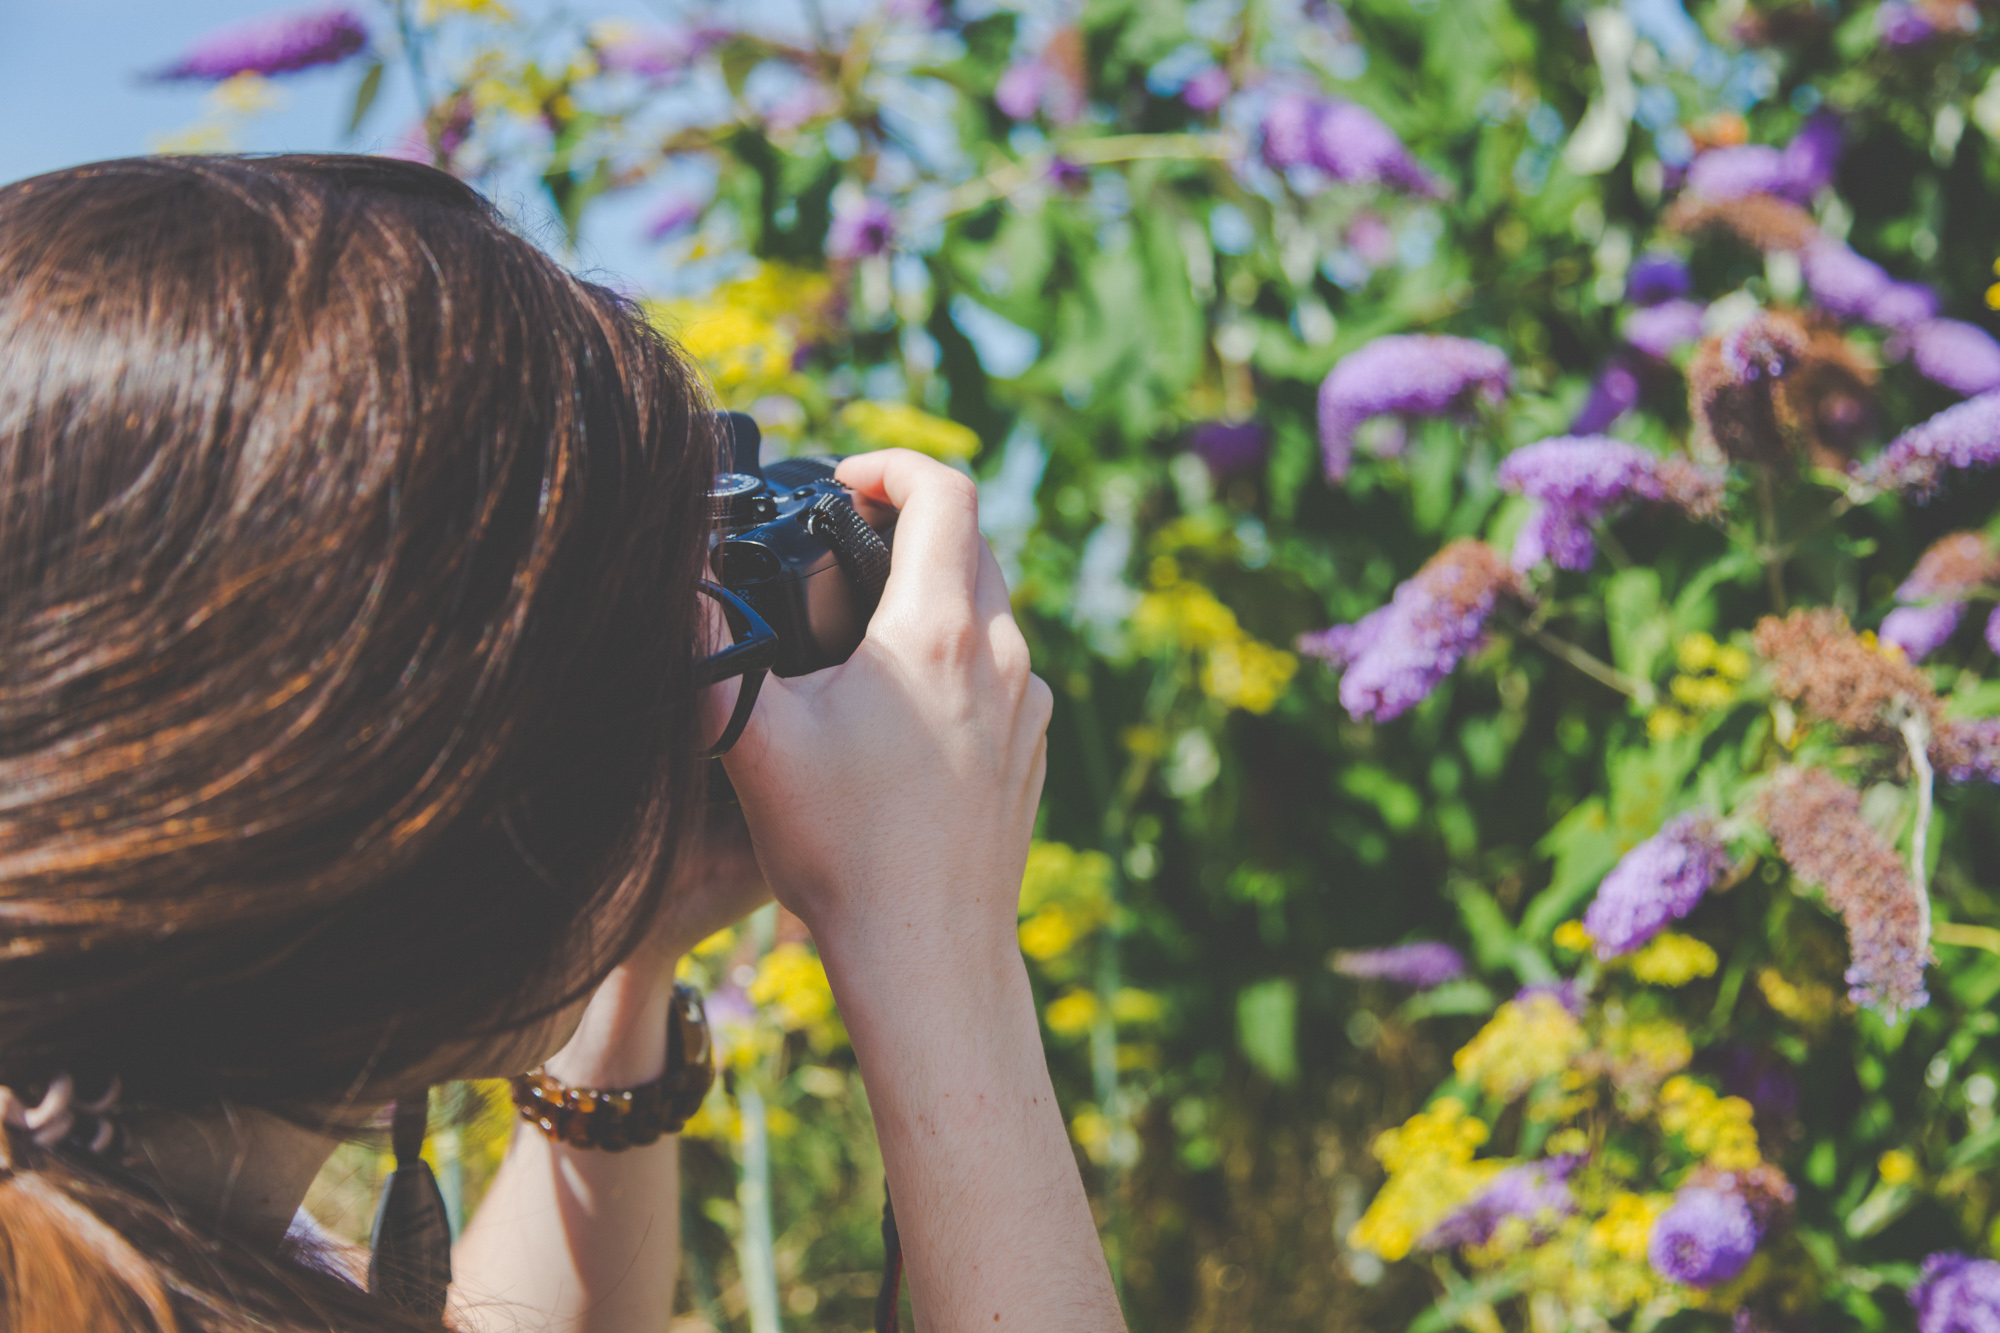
(0, 154, 717, 1328)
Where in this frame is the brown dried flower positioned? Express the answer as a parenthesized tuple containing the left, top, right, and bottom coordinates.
(1688, 312, 1875, 468)
(1665, 193, 1821, 253)
(1754, 766, 1930, 1016)
(1686, 1161, 1798, 1234)
(1753, 607, 1941, 737)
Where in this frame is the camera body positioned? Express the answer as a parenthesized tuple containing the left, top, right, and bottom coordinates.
(710, 413, 893, 677)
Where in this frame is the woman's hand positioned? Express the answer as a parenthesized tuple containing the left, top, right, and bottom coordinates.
(721, 447, 1052, 957)
(721, 449, 1123, 1333)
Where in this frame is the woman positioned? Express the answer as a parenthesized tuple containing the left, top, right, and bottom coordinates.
(0, 154, 1123, 1332)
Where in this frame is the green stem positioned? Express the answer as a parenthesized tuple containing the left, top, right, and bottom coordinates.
(1756, 466, 1786, 614)
(1517, 623, 1656, 708)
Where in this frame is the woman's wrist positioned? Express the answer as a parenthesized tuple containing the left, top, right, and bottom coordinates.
(540, 958, 680, 1089)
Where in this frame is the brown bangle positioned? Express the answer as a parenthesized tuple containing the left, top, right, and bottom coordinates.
(509, 983, 716, 1150)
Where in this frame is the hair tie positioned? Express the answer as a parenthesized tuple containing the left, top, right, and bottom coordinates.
(0, 1074, 123, 1170)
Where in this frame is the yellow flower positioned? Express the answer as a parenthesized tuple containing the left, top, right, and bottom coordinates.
(837, 400, 981, 460)
(1200, 636, 1297, 714)
(646, 264, 832, 407)
(1659, 1076, 1760, 1170)
(1590, 1192, 1672, 1262)
(749, 943, 843, 1050)
(1756, 967, 1837, 1027)
(211, 73, 279, 116)
(1601, 1014, 1694, 1091)
(1712, 644, 1753, 680)
(1669, 674, 1735, 712)
(1017, 842, 1115, 964)
(1350, 1098, 1503, 1261)
(1626, 932, 1719, 986)
(1545, 1127, 1590, 1156)
(1878, 1149, 1919, 1185)
(1453, 995, 1587, 1102)
(1110, 988, 1165, 1025)
(1647, 706, 1690, 740)
(422, 0, 515, 22)
(1070, 1107, 1113, 1164)
(1553, 921, 1594, 953)
(1043, 989, 1100, 1038)
(1676, 633, 1717, 674)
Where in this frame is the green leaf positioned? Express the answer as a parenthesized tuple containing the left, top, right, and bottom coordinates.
(1603, 567, 1667, 682)
(1236, 978, 1298, 1084)
(347, 60, 385, 138)
(1396, 979, 1497, 1021)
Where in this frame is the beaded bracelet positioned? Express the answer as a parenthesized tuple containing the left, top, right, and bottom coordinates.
(509, 983, 715, 1150)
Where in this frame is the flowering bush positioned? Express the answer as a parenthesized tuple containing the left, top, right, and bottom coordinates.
(145, 0, 2000, 1326)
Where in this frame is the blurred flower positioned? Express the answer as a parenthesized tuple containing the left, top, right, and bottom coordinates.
(1626, 253, 1691, 306)
(1018, 842, 1115, 968)
(1689, 311, 1873, 468)
(1801, 239, 1889, 321)
(838, 400, 979, 460)
(1684, 144, 1790, 201)
(1623, 299, 1706, 360)
(749, 942, 841, 1047)
(1782, 110, 1843, 198)
(1755, 765, 1931, 1016)
(827, 195, 896, 262)
(153, 6, 367, 81)
(1880, 531, 2000, 660)
(1756, 607, 1939, 736)
(1932, 716, 2000, 783)
(1649, 1187, 1758, 1286)
(1515, 979, 1583, 1013)
(1882, 604, 1964, 662)
(1345, 214, 1397, 268)
(764, 81, 838, 134)
(996, 29, 1086, 125)
(1571, 361, 1641, 435)
(1498, 436, 1722, 571)
(1425, 1156, 1581, 1248)
(1315, 335, 1511, 480)
(1298, 539, 1518, 721)
(1260, 93, 1441, 196)
(1625, 931, 1720, 985)
(1045, 156, 1089, 191)
(1453, 993, 1587, 1102)
(1713, 1044, 1800, 1125)
(1581, 811, 1731, 957)
(1180, 65, 1232, 111)
(1910, 1252, 2000, 1333)
(1874, 281, 1942, 331)
(643, 194, 705, 242)
(1665, 193, 1819, 253)
(1330, 942, 1466, 989)
(1187, 419, 1269, 476)
(1855, 390, 2000, 496)
(1137, 562, 1297, 713)
(1659, 1076, 1762, 1170)
(589, 20, 718, 79)
(1044, 989, 1099, 1038)
(1880, 1, 1941, 43)
(1350, 1097, 1502, 1261)
(1910, 319, 2000, 396)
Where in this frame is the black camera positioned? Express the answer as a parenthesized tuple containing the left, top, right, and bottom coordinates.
(708, 412, 893, 676)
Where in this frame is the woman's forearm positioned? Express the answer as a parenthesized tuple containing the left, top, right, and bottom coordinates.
(452, 963, 681, 1333)
(820, 921, 1126, 1333)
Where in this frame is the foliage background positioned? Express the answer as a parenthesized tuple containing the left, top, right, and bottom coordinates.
(116, 0, 2000, 1328)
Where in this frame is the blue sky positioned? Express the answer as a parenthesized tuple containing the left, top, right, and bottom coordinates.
(0, 0, 683, 283)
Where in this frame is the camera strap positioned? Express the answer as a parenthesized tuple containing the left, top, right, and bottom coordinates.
(874, 1190, 904, 1333)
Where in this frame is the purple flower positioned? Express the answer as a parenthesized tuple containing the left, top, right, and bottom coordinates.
(1623, 300, 1706, 360)
(1781, 111, 1843, 198)
(1649, 1187, 1759, 1287)
(1872, 282, 1942, 331)
(644, 194, 705, 242)
(827, 195, 896, 261)
(1802, 240, 1891, 321)
(995, 42, 1084, 125)
(1316, 335, 1511, 480)
(153, 6, 367, 81)
(593, 23, 722, 81)
(1910, 1252, 2000, 1333)
(1686, 144, 1791, 201)
(1882, 604, 1966, 661)
(1581, 811, 1731, 956)
(1571, 361, 1642, 435)
(1425, 1156, 1581, 1248)
(996, 60, 1048, 120)
(1911, 319, 2000, 396)
(1329, 941, 1465, 988)
(1856, 390, 2000, 495)
(1046, 156, 1090, 191)
(1988, 606, 2000, 657)
(1880, 1, 1942, 44)
(1261, 94, 1441, 196)
(1935, 717, 2000, 783)
(1181, 65, 1232, 112)
(1626, 254, 1691, 307)
(1188, 420, 1270, 476)
(1298, 539, 1519, 721)
(1495, 436, 1719, 571)
(1714, 1044, 1800, 1124)
(1515, 979, 1584, 1014)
